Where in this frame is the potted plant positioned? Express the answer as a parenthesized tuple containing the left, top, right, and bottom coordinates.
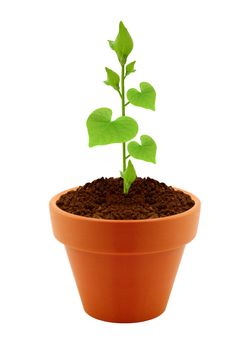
(49, 21, 201, 323)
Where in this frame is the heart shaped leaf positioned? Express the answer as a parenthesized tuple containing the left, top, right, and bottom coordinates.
(121, 160, 137, 194)
(127, 82, 156, 111)
(87, 108, 138, 147)
(104, 67, 120, 92)
(125, 61, 136, 77)
(128, 135, 157, 163)
(108, 21, 133, 65)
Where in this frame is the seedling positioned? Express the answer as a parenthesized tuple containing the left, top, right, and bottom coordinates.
(87, 21, 157, 193)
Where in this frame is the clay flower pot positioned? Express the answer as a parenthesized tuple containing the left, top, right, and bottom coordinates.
(49, 188, 200, 323)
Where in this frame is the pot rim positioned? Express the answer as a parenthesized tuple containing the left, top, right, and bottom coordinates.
(50, 186, 201, 224)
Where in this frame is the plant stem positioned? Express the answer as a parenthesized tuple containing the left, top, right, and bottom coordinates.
(121, 64, 126, 173)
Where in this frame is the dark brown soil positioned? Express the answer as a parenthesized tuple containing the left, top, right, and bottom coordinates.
(56, 177, 195, 220)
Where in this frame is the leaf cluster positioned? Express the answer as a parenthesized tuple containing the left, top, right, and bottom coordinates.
(87, 22, 157, 193)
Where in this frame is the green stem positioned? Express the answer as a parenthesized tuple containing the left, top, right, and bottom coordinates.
(121, 64, 126, 173)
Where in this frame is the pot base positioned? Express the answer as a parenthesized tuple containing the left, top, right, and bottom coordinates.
(66, 246, 184, 323)
(84, 307, 166, 323)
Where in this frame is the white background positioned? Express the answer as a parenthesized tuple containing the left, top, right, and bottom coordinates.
(0, 0, 250, 349)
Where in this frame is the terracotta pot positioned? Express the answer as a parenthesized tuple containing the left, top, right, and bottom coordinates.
(49, 188, 200, 323)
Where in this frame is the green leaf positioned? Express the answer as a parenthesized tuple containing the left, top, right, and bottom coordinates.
(108, 21, 133, 65)
(127, 82, 156, 111)
(128, 135, 157, 163)
(125, 61, 136, 77)
(121, 160, 137, 194)
(104, 67, 120, 92)
(87, 108, 138, 147)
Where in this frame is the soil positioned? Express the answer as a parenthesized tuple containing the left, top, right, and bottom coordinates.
(56, 177, 195, 220)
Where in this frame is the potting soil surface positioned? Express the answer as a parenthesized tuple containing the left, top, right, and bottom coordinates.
(56, 177, 195, 220)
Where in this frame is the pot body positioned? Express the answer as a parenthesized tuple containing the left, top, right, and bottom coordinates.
(66, 246, 184, 322)
(50, 188, 200, 323)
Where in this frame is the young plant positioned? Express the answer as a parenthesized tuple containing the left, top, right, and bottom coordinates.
(87, 21, 157, 193)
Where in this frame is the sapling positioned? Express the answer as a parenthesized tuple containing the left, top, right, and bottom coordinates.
(87, 21, 157, 193)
